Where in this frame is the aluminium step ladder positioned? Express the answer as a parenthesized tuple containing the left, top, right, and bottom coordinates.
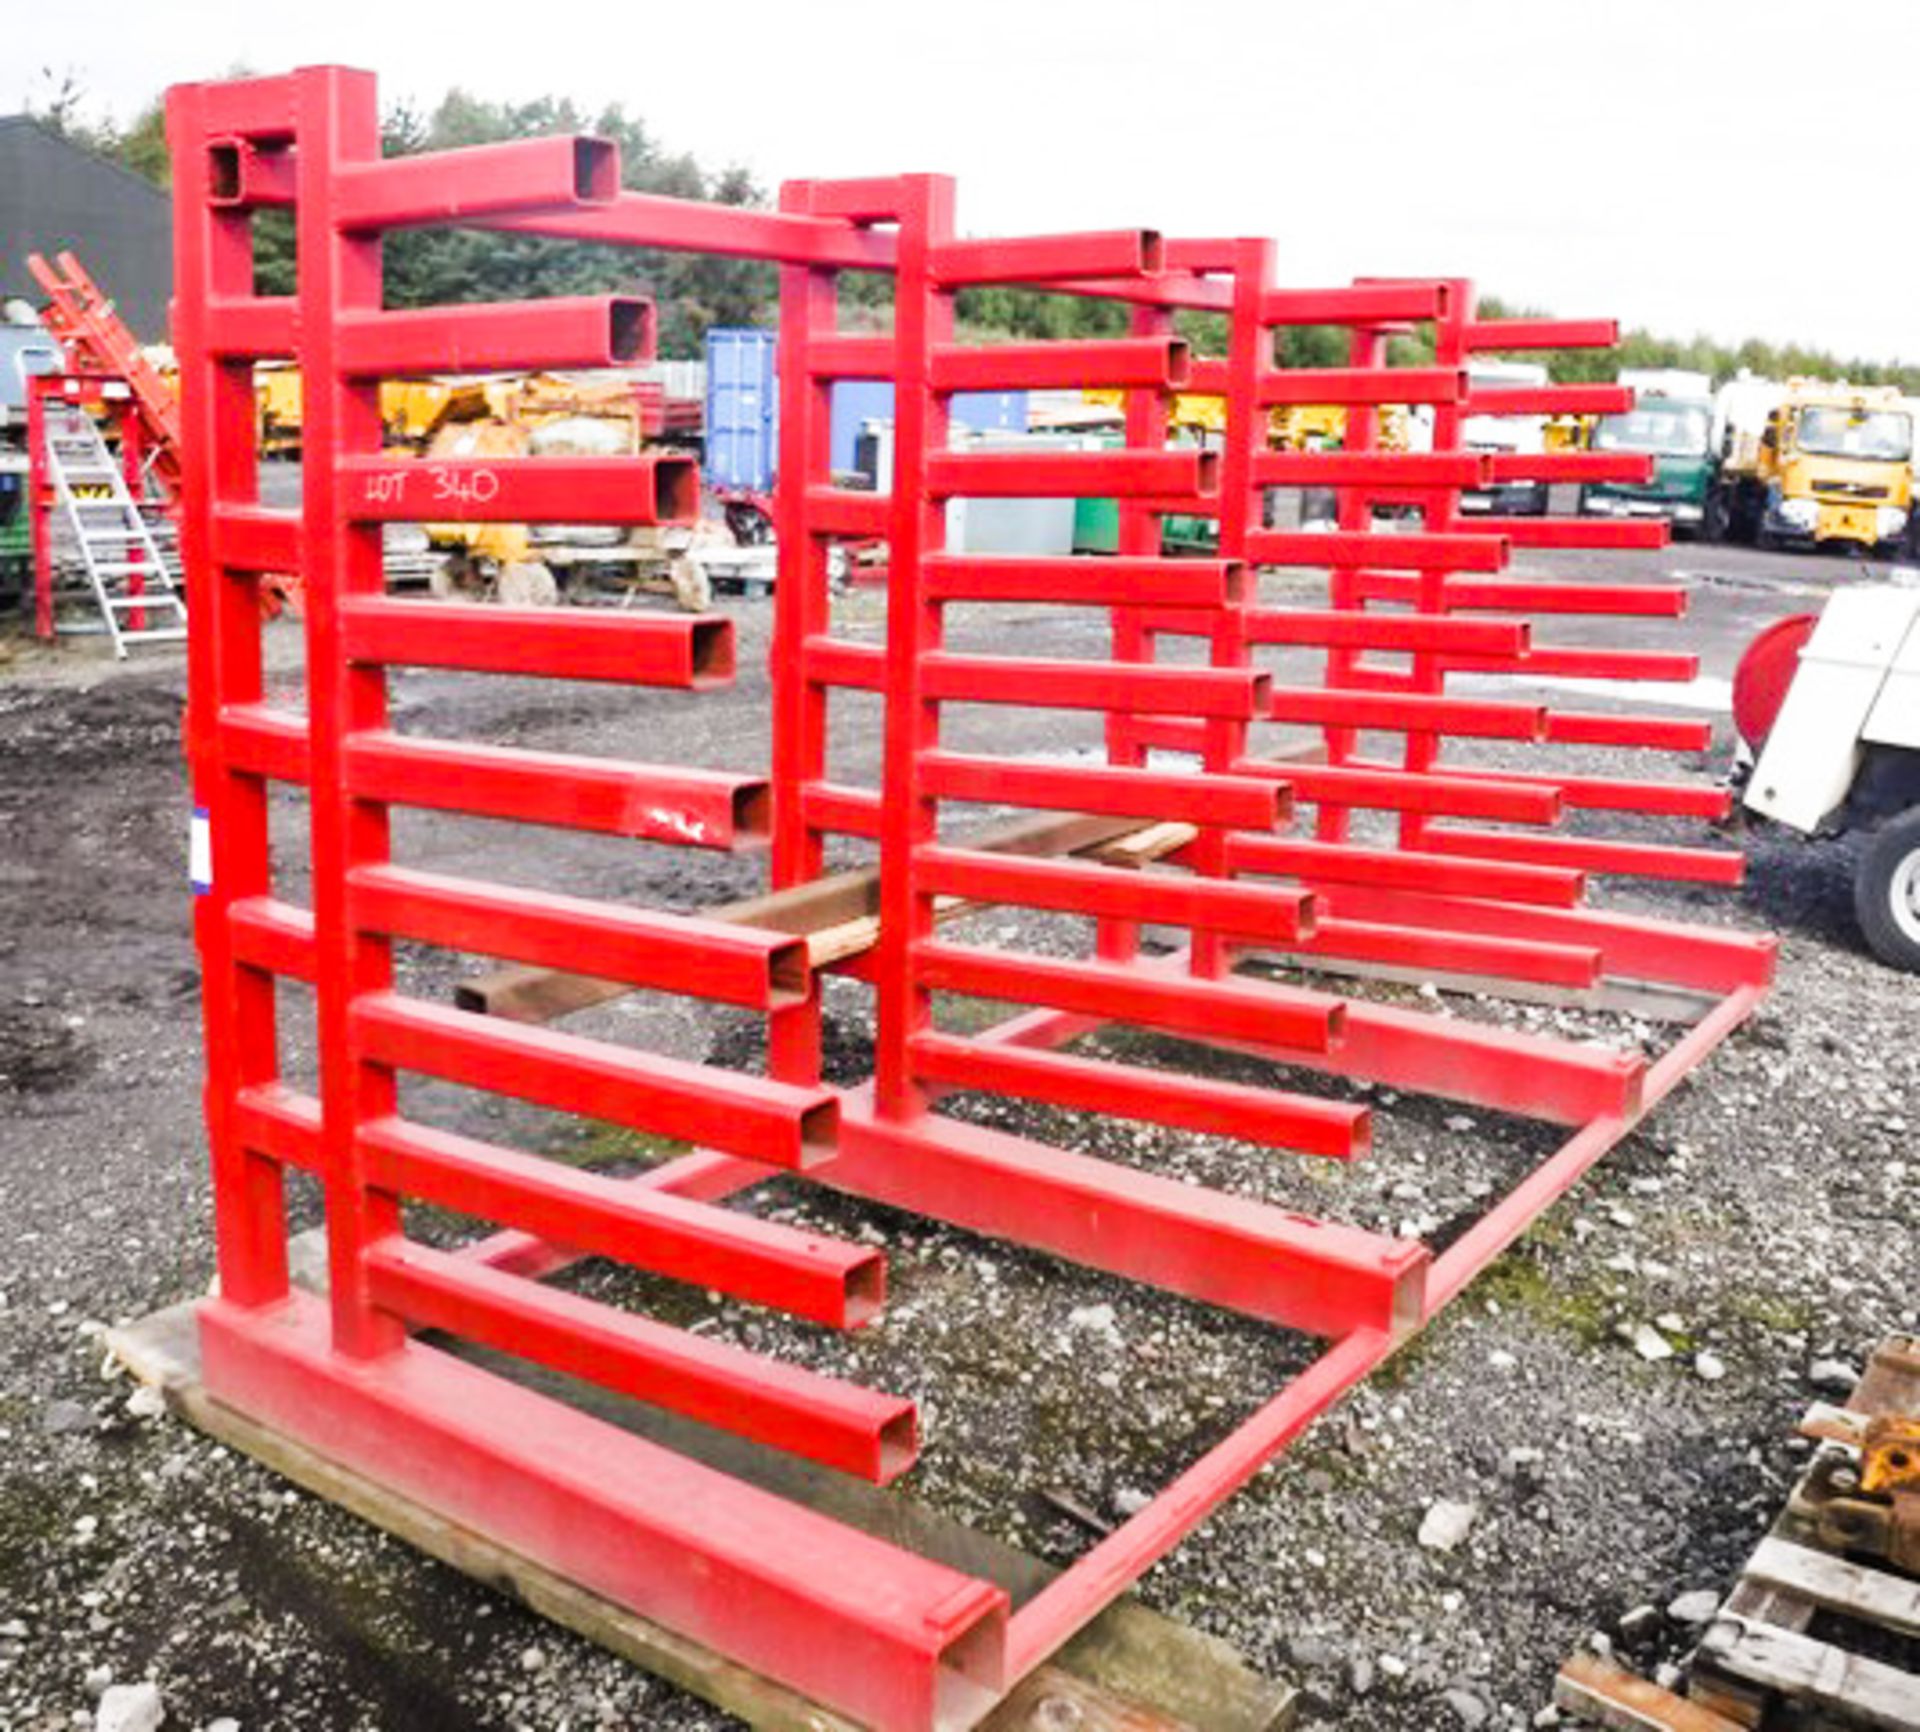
(41, 397, 187, 657)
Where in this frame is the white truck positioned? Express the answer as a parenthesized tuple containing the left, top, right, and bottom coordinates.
(1740, 580, 1920, 968)
(1458, 359, 1550, 517)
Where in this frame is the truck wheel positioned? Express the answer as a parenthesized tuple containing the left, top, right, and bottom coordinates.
(1854, 807, 1920, 971)
(1702, 489, 1728, 542)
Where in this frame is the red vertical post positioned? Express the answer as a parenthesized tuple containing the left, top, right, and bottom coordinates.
(1398, 278, 1475, 850)
(1190, 239, 1270, 974)
(294, 66, 405, 1360)
(1315, 321, 1388, 843)
(873, 175, 956, 1119)
(1097, 299, 1177, 963)
(767, 181, 840, 1087)
(26, 377, 52, 640)
(167, 79, 292, 1306)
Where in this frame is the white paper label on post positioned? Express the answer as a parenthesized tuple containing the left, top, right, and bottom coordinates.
(189, 806, 212, 896)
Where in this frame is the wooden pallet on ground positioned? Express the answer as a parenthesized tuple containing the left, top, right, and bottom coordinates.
(1689, 1339, 1920, 1731)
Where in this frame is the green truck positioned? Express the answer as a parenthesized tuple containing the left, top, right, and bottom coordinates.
(1579, 368, 1715, 536)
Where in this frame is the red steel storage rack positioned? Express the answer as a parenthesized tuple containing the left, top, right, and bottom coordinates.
(170, 66, 1775, 1729)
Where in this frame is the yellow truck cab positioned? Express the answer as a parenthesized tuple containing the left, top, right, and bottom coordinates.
(1707, 378, 1913, 552)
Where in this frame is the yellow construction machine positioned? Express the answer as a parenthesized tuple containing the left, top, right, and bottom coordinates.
(1707, 378, 1914, 552)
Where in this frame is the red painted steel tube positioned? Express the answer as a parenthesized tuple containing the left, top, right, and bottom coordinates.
(228, 897, 318, 982)
(198, 1295, 1008, 1731)
(1470, 515, 1668, 552)
(454, 1146, 781, 1284)
(909, 1031, 1368, 1159)
(331, 134, 619, 228)
(1443, 645, 1700, 681)
(916, 844, 1314, 941)
(923, 653, 1267, 718)
(1307, 883, 1777, 993)
(1385, 761, 1731, 819)
(916, 940, 1344, 1052)
(825, 1088, 1427, 1337)
(805, 486, 891, 537)
(192, 73, 298, 142)
(1002, 1327, 1395, 1683)
(230, 1083, 323, 1172)
(799, 175, 909, 221)
(205, 135, 296, 207)
(1232, 758, 1561, 823)
(769, 174, 842, 951)
(1461, 316, 1617, 350)
(1265, 685, 1546, 740)
(210, 506, 300, 571)
(923, 553, 1244, 608)
(1111, 716, 1208, 755)
(363, 1239, 917, 1481)
(218, 704, 311, 782)
(25, 380, 51, 640)
(925, 448, 1214, 501)
(806, 334, 896, 379)
(1467, 386, 1631, 416)
(1211, 989, 1646, 1124)
(1251, 451, 1487, 488)
(1544, 711, 1713, 752)
(167, 78, 292, 1308)
(1241, 608, 1529, 655)
(929, 336, 1186, 392)
(353, 994, 838, 1169)
(347, 864, 808, 1009)
(922, 752, 1286, 829)
(1486, 451, 1652, 484)
(501, 189, 898, 271)
(355, 1114, 879, 1324)
(1244, 530, 1507, 572)
(340, 598, 733, 686)
(342, 733, 769, 849)
(800, 781, 883, 838)
(929, 229, 1162, 285)
(203, 297, 297, 357)
(1421, 827, 1747, 885)
(1423, 985, 1765, 1314)
(292, 63, 408, 1358)
(1427, 578, 1686, 618)
(1063, 273, 1235, 314)
(1260, 283, 1448, 324)
(337, 454, 697, 526)
(1221, 833, 1587, 907)
(335, 297, 651, 376)
(1289, 917, 1605, 989)
(1257, 366, 1463, 406)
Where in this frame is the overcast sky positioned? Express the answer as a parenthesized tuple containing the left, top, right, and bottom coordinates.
(15, 0, 1920, 363)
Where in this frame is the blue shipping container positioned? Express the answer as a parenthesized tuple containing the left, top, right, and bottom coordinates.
(703, 327, 778, 491)
(829, 383, 1026, 478)
(703, 327, 1027, 492)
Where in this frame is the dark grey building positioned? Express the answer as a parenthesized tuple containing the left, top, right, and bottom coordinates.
(0, 116, 171, 339)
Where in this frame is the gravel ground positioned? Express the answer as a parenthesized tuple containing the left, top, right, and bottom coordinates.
(0, 540, 1914, 1732)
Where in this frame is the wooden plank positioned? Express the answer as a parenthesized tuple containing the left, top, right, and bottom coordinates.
(983, 1666, 1200, 1731)
(109, 1284, 1292, 1732)
(110, 1299, 865, 1732)
(1695, 1618, 1920, 1729)
(1742, 1536, 1920, 1638)
(1235, 951, 1718, 1025)
(456, 811, 1146, 1023)
(1553, 1653, 1745, 1732)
